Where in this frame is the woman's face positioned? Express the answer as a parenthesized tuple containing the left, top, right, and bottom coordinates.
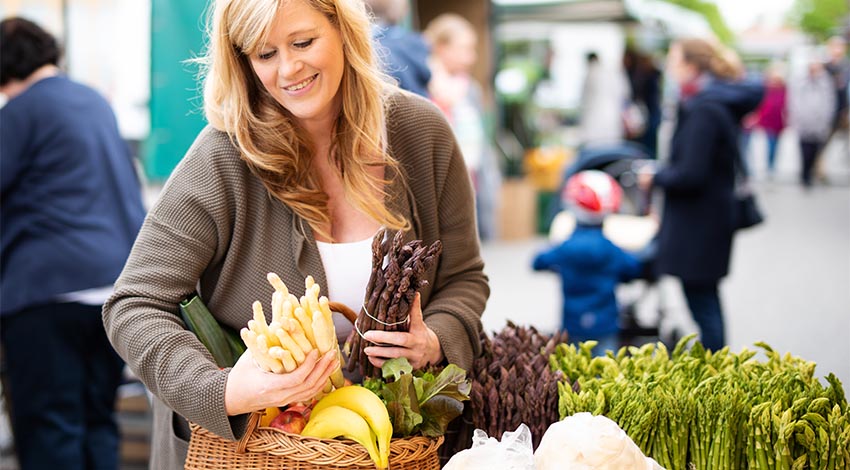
(436, 28, 477, 76)
(666, 43, 697, 86)
(250, 0, 345, 131)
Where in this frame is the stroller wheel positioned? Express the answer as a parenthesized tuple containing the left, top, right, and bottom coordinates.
(619, 303, 659, 345)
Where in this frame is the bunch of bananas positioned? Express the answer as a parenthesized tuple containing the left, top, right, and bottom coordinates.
(302, 385, 392, 469)
(240, 273, 344, 395)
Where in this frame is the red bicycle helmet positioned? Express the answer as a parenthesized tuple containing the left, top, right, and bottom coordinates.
(562, 170, 623, 224)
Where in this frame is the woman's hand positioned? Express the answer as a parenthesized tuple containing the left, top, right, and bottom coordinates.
(224, 349, 338, 416)
(362, 293, 444, 370)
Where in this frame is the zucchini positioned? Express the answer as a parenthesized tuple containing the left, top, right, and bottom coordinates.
(179, 294, 234, 368)
(223, 324, 247, 358)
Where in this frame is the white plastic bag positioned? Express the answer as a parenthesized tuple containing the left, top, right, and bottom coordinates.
(443, 424, 535, 470)
(534, 413, 664, 470)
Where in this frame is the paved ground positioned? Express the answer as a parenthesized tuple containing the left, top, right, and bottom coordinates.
(481, 129, 850, 391)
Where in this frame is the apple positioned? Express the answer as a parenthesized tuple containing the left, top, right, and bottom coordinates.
(286, 403, 313, 421)
(269, 409, 307, 434)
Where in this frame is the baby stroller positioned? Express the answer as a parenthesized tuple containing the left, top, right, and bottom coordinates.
(546, 141, 687, 348)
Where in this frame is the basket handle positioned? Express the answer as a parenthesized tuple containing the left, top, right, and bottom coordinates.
(328, 301, 358, 324)
(236, 410, 263, 453)
(234, 302, 356, 454)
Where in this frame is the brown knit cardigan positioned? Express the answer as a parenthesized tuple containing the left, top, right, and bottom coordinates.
(102, 91, 489, 469)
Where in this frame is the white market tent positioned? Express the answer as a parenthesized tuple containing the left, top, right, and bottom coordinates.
(491, 0, 712, 37)
(491, 0, 713, 111)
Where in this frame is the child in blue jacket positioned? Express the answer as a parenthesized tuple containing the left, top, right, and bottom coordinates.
(533, 170, 642, 355)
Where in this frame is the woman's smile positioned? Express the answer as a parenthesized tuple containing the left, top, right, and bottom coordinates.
(283, 73, 317, 93)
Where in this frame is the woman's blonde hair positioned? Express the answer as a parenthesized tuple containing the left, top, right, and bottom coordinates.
(200, 0, 408, 240)
(676, 37, 741, 81)
(422, 13, 474, 48)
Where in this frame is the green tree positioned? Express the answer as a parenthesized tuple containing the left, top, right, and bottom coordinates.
(789, 0, 849, 42)
(658, 0, 735, 44)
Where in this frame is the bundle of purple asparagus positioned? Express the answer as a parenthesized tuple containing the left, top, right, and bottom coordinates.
(346, 229, 442, 378)
(470, 322, 570, 449)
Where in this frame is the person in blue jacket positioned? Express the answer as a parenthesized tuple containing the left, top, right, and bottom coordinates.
(639, 38, 763, 352)
(365, 0, 431, 98)
(533, 170, 642, 355)
(0, 17, 145, 469)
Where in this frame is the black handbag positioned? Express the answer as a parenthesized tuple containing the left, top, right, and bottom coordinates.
(732, 143, 765, 230)
(734, 182, 764, 230)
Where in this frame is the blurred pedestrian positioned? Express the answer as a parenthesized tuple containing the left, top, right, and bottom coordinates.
(788, 58, 835, 188)
(819, 35, 850, 177)
(752, 63, 787, 178)
(101, 1, 488, 468)
(0, 17, 146, 469)
(624, 48, 662, 157)
(824, 36, 849, 129)
(580, 51, 631, 145)
(638, 38, 763, 352)
(424, 13, 500, 240)
(364, 0, 431, 97)
(533, 171, 642, 356)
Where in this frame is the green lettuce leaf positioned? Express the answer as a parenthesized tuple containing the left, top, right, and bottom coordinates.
(382, 357, 413, 381)
(370, 358, 471, 437)
(419, 364, 471, 405)
(381, 370, 422, 436)
(418, 395, 464, 437)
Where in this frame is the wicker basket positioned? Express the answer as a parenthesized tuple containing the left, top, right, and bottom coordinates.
(185, 410, 444, 470)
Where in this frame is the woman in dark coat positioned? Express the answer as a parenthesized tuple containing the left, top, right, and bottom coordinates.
(639, 38, 763, 351)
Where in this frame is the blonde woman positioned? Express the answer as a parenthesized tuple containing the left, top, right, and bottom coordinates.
(102, 0, 488, 467)
(424, 13, 500, 240)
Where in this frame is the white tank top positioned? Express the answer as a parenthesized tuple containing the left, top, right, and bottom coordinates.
(315, 236, 374, 344)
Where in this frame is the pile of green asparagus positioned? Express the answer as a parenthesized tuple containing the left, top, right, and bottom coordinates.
(551, 335, 850, 469)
